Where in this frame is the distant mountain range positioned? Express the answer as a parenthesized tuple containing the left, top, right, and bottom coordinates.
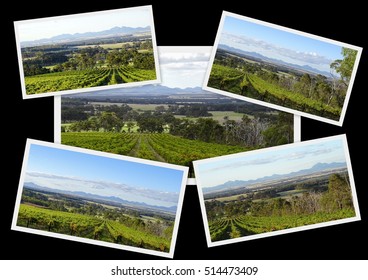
(218, 44, 332, 77)
(21, 25, 151, 47)
(203, 162, 347, 194)
(24, 182, 177, 213)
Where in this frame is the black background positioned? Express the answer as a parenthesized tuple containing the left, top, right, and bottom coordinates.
(4, 1, 367, 259)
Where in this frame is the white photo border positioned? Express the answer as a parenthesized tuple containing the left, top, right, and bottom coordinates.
(193, 134, 360, 247)
(14, 5, 161, 100)
(202, 11, 362, 127)
(11, 139, 188, 258)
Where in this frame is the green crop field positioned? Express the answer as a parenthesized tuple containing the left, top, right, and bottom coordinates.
(17, 204, 171, 252)
(61, 132, 248, 167)
(25, 66, 156, 95)
(208, 208, 355, 242)
(208, 63, 341, 120)
(126, 104, 170, 111)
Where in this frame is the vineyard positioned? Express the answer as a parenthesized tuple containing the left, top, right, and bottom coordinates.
(25, 66, 156, 95)
(61, 132, 248, 167)
(17, 204, 171, 252)
(208, 208, 355, 242)
(208, 64, 341, 120)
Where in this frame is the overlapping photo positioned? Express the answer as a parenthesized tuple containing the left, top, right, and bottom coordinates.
(203, 12, 362, 126)
(194, 135, 360, 247)
(15, 6, 160, 99)
(12, 139, 188, 258)
(54, 47, 300, 178)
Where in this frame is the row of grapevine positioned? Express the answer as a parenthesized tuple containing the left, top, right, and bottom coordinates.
(147, 134, 247, 165)
(26, 69, 111, 94)
(17, 204, 103, 238)
(246, 73, 341, 117)
(207, 64, 245, 93)
(106, 220, 170, 252)
(61, 132, 139, 155)
(133, 135, 163, 161)
(207, 63, 341, 120)
(108, 69, 124, 85)
(17, 204, 171, 252)
(61, 132, 247, 167)
(25, 66, 156, 94)
(209, 219, 231, 241)
(207, 208, 356, 242)
(118, 66, 157, 81)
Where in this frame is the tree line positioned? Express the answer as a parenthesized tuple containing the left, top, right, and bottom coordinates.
(205, 173, 353, 221)
(22, 40, 154, 76)
(63, 102, 293, 148)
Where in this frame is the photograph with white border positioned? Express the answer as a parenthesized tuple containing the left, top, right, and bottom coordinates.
(194, 135, 360, 247)
(203, 11, 362, 126)
(54, 47, 300, 183)
(12, 139, 188, 258)
(15, 5, 160, 99)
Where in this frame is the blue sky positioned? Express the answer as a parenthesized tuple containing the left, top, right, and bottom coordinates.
(17, 6, 152, 42)
(219, 16, 344, 74)
(24, 144, 184, 207)
(197, 138, 347, 188)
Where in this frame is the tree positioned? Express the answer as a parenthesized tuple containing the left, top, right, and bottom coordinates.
(98, 112, 123, 132)
(136, 113, 164, 133)
(132, 53, 155, 69)
(293, 73, 314, 97)
(314, 74, 331, 102)
(330, 47, 357, 86)
(263, 112, 293, 146)
(106, 50, 125, 67)
(195, 118, 224, 142)
(140, 40, 153, 50)
(155, 105, 166, 113)
(326, 173, 353, 211)
(126, 122, 135, 133)
(232, 116, 268, 147)
(23, 63, 50, 76)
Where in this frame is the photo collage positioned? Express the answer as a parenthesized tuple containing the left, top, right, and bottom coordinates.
(12, 6, 362, 258)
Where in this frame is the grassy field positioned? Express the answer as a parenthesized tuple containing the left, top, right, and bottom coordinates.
(208, 111, 247, 122)
(127, 104, 170, 111)
(209, 194, 249, 202)
(83, 103, 247, 123)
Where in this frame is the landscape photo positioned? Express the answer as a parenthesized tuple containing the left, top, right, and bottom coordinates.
(56, 47, 297, 176)
(15, 6, 159, 98)
(204, 12, 362, 126)
(194, 135, 360, 246)
(12, 140, 188, 258)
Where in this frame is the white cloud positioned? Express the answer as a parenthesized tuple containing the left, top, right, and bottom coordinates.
(159, 52, 210, 65)
(220, 32, 333, 69)
(24, 172, 179, 207)
(159, 52, 210, 88)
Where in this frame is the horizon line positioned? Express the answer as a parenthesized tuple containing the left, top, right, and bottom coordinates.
(205, 161, 348, 189)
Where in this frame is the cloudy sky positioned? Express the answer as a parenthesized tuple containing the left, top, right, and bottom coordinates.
(196, 137, 347, 188)
(158, 48, 210, 88)
(17, 6, 152, 42)
(24, 143, 185, 207)
(219, 16, 344, 74)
